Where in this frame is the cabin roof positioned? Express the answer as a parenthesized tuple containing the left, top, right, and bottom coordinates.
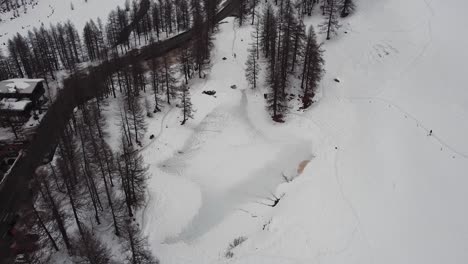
(0, 79, 44, 95)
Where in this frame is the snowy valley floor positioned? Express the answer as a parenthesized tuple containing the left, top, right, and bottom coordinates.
(134, 1, 468, 263)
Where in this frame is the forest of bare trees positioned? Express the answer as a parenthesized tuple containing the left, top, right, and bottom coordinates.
(243, 0, 354, 121)
(29, 94, 158, 263)
(0, 0, 38, 21)
(0, 0, 218, 81)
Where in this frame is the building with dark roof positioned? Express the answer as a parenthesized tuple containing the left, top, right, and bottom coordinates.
(0, 79, 45, 127)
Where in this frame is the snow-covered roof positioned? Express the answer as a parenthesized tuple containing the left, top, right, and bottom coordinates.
(0, 98, 32, 111)
(0, 79, 44, 94)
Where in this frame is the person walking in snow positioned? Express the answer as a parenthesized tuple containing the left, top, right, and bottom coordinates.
(428, 130, 433, 136)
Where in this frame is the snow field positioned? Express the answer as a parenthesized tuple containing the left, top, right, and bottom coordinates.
(137, 0, 468, 263)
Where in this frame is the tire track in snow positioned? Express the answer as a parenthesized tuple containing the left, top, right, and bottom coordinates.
(138, 106, 176, 154)
(232, 21, 238, 56)
(306, 226, 359, 264)
(239, 90, 269, 140)
(141, 106, 176, 229)
(346, 96, 468, 159)
(402, 0, 433, 74)
(230, 19, 246, 71)
(316, 117, 374, 254)
(289, 112, 374, 255)
(325, 0, 464, 159)
(347, 0, 433, 98)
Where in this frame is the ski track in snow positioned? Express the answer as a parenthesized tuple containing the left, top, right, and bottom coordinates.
(138, 106, 176, 154)
(344, 96, 468, 159)
(327, 0, 466, 159)
(139, 1, 468, 262)
(232, 21, 238, 56)
(289, 111, 373, 256)
(401, 0, 433, 76)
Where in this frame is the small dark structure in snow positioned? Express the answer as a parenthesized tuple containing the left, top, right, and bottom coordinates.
(202, 90, 216, 96)
(230, 85, 237, 89)
(150, 134, 155, 139)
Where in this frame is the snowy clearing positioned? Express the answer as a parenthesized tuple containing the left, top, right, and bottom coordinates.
(138, 0, 468, 263)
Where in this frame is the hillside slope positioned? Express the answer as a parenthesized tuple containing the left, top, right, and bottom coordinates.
(0, 0, 127, 45)
(139, 0, 468, 263)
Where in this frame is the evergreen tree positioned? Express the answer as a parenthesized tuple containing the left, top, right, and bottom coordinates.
(319, 0, 341, 40)
(245, 43, 260, 89)
(148, 58, 162, 112)
(250, 0, 260, 25)
(238, 0, 248, 26)
(35, 165, 73, 252)
(161, 55, 177, 105)
(74, 227, 114, 264)
(302, 0, 317, 16)
(163, 0, 174, 36)
(300, 26, 324, 109)
(151, 1, 162, 41)
(191, 0, 211, 78)
(127, 86, 147, 145)
(339, 0, 355, 17)
(123, 220, 159, 264)
(178, 84, 194, 125)
(203, 0, 219, 31)
(260, 2, 275, 59)
(178, 47, 192, 84)
(118, 136, 149, 210)
(0, 50, 13, 80)
(290, 20, 306, 72)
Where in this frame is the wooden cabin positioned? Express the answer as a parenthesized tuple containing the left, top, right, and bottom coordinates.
(0, 79, 45, 127)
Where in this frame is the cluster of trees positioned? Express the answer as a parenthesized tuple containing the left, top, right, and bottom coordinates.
(0, 0, 225, 260)
(22, 2, 219, 255)
(0, 0, 220, 82)
(0, 19, 86, 81)
(244, 0, 355, 121)
(92, 0, 216, 125)
(18, 23, 213, 254)
(0, 0, 38, 20)
(296, 0, 355, 19)
(244, 1, 322, 121)
(29, 97, 158, 263)
(0, 0, 220, 143)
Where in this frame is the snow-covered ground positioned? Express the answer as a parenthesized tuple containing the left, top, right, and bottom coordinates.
(0, 0, 127, 46)
(137, 0, 468, 263)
